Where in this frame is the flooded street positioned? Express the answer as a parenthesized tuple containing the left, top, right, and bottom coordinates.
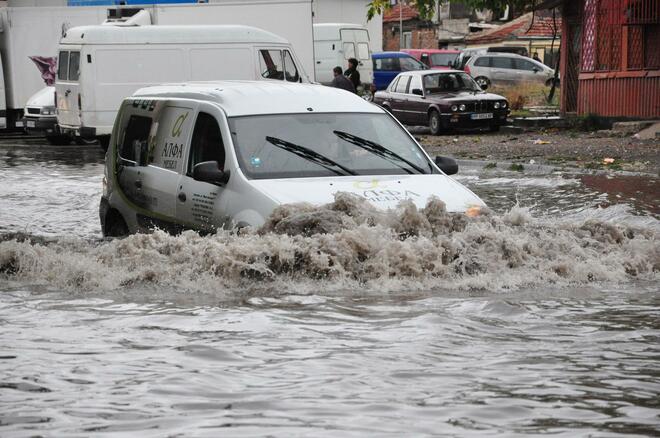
(1, 138, 658, 436)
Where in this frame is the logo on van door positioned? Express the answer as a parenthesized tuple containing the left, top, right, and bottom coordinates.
(171, 113, 189, 138)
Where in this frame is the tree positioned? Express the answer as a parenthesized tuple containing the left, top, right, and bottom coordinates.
(366, 0, 542, 21)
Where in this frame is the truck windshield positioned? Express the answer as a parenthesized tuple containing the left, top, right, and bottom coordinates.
(228, 113, 434, 179)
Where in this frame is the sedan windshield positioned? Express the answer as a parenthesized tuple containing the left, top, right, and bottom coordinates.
(424, 72, 481, 93)
(228, 113, 434, 179)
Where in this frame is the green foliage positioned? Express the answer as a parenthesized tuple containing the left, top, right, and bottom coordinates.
(367, 0, 539, 21)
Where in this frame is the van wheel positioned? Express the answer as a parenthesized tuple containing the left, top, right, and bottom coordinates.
(475, 76, 490, 89)
(98, 136, 110, 152)
(105, 212, 129, 238)
(45, 134, 72, 146)
(429, 110, 442, 135)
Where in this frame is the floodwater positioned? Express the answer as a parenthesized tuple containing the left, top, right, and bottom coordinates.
(1, 138, 658, 437)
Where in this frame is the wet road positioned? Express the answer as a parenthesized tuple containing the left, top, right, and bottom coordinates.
(0, 137, 658, 437)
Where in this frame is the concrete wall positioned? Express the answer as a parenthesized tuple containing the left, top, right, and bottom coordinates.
(313, 0, 382, 52)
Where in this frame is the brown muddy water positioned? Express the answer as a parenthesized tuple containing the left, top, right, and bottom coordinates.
(0, 139, 658, 437)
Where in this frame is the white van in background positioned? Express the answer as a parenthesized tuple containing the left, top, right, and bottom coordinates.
(55, 24, 309, 149)
(313, 23, 374, 100)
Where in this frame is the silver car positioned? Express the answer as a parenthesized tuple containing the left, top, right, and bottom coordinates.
(464, 52, 556, 89)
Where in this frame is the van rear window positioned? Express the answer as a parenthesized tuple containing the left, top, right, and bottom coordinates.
(120, 115, 152, 162)
(58, 51, 69, 81)
(68, 52, 80, 81)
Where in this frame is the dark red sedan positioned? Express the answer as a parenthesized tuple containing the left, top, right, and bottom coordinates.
(373, 70, 510, 134)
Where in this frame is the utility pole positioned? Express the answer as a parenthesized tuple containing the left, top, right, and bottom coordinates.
(399, 0, 403, 49)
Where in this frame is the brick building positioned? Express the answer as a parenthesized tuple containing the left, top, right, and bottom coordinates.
(382, 3, 438, 51)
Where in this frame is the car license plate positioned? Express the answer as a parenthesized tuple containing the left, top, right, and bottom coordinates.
(27, 120, 36, 128)
(471, 113, 493, 120)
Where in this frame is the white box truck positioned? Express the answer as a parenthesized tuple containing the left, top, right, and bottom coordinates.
(55, 24, 310, 148)
(313, 23, 374, 99)
(0, 6, 107, 129)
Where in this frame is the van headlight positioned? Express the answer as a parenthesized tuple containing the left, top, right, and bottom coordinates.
(451, 105, 458, 112)
(494, 102, 501, 109)
(459, 104, 466, 111)
(41, 106, 56, 115)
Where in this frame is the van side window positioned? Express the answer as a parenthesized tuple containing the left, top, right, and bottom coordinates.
(377, 57, 399, 71)
(120, 115, 152, 163)
(188, 112, 225, 175)
(58, 51, 69, 81)
(283, 50, 300, 82)
(259, 50, 284, 80)
(474, 57, 490, 67)
(515, 58, 537, 71)
(343, 42, 356, 60)
(68, 51, 80, 81)
(492, 57, 514, 69)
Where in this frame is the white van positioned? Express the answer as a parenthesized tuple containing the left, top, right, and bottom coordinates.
(100, 81, 486, 237)
(55, 25, 309, 149)
(313, 23, 374, 99)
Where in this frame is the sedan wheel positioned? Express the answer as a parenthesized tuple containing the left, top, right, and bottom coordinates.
(429, 111, 441, 136)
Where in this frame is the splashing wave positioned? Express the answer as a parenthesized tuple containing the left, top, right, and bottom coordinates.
(1, 193, 658, 295)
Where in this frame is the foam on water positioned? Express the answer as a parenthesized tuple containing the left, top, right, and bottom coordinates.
(0, 193, 657, 297)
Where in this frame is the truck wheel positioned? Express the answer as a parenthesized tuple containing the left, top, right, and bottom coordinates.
(429, 110, 442, 135)
(45, 134, 72, 146)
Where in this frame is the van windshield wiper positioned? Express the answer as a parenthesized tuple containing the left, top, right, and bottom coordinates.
(265, 136, 356, 176)
(333, 130, 427, 174)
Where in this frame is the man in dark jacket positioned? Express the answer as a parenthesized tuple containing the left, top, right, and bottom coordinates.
(344, 58, 361, 92)
(330, 66, 355, 93)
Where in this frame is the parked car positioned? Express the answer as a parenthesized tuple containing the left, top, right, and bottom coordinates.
(373, 70, 509, 135)
(372, 52, 427, 90)
(21, 87, 59, 142)
(402, 49, 460, 70)
(464, 52, 556, 89)
(100, 81, 487, 236)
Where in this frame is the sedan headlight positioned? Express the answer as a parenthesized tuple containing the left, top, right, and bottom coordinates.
(459, 104, 466, 111)
(41, 106, 56, 115)
(493, 102, 501, 109)
(501, 101, 508, 109)
(451, 105, 458, 112)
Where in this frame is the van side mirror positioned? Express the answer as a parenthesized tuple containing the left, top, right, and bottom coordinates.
(412, 88, 423, 96)
(435, 156, 458, 175)
(192, 161, 230, 186)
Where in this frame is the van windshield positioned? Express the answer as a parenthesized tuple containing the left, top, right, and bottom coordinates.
(228, 113, 434, 179)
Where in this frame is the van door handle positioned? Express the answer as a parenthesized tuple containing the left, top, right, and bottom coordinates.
(316, 61, 321, 64)
(178, 192, 186, 202)
(134, 180, 142, 189)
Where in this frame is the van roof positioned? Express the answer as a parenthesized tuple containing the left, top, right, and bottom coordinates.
(60, 25, 289, 45)
(132, 81, 382, 117)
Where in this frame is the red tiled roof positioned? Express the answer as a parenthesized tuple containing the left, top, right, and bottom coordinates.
(383, 3, 419, 23)
(466, 11, 562, 44)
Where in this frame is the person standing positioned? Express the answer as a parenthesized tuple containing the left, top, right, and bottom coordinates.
(344, 58, 361, 93)
(330, 66, 355, 93)
(532, 52, 542, 63)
